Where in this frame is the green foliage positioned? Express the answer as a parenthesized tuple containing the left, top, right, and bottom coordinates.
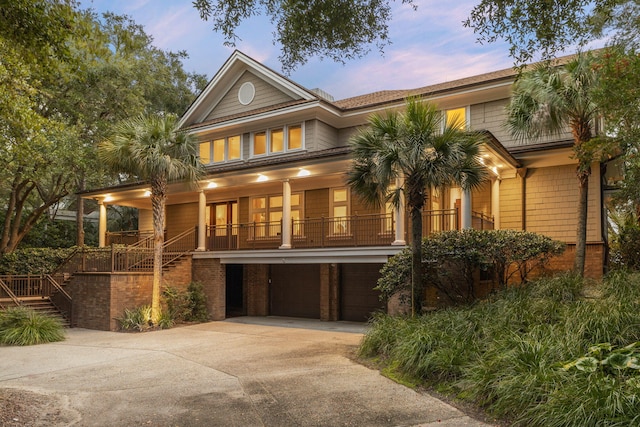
(463, 0, 623, 65)
(361, 271, 640, 426)
(162, 282, 209, 323)
(608, 210, 640, 270)
(192, 0, 416, 73)
(187, 281, 209, 322)
(116, 305, 153, 332)
(563, 342, 640, 373)
(0, 247, 76, 274)
(348, 97, 487, 312)
(0, 307, 65, 346)
(0, 3, 206, 253)
(376, 230, 565, 306)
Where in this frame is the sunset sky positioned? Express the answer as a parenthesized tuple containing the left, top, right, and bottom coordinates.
(81, 0, 581, 101)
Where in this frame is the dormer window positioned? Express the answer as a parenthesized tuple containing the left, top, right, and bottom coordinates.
(251, 124, 304, 157)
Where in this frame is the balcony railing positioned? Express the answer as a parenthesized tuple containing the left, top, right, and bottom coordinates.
(104, 209, 494, 252)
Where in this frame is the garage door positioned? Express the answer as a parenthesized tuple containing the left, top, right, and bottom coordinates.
(340, 264, 385, 322)
(270, 264, 320, 318)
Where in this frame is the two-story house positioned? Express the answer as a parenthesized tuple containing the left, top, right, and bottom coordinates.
(78, 50, 611, 330)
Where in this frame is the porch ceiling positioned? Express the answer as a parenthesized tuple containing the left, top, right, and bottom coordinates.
(82, 157, 353, 209)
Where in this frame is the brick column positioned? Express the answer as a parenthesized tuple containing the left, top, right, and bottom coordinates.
(192, 258, 225, 320)
(246, 264, 269, 315)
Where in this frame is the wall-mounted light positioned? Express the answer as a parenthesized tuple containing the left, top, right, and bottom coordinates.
(257, 174, 269, 182)
(297, 168, 310, 177)
(207, 181, 218, 189)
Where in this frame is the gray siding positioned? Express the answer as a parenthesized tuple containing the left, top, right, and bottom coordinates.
(206, 71, 296, 121)
(470, 99, 573, 148)
(338, 126, 359, 146)
(302, 120, 339, 151)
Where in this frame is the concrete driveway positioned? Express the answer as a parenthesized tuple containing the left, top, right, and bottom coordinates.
(0, 317, 493, 426)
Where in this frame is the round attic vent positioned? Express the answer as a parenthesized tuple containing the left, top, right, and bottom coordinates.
(238, 82, 255, 105)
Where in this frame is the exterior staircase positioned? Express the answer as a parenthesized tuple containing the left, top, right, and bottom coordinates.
(10, 297, 71, 327)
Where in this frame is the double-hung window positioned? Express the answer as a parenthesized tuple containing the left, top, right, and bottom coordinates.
(251, 124, 303, 157)
(199, 135, 242, 164)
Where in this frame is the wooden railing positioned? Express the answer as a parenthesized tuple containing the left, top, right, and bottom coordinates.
(0, 275, 72, 322)
(0, 276, 21, 307)
(106, 230, 153, 246)
(205, 209, 493, 251)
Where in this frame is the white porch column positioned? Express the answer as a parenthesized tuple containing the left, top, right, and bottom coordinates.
(197, 190, 206, 251)
(461, 188, 472, 230)
(491, 178, 501, 230)
(392, 177, 406, 245)
(98, 200, 107, 247)
(280, 179, 292, 249)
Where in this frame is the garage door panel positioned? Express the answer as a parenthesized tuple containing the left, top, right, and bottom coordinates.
(341, 264, 385, 322)
(270, 264, 320, 318)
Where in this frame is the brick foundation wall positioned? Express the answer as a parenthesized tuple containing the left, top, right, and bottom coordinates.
(545, 242, 605, 279)
(192, 258, 225, 320)
(69, 273, 153, 331)
(162, 256, 192, 291)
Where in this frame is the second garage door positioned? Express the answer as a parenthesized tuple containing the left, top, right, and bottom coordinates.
(340, 263, 385, 322)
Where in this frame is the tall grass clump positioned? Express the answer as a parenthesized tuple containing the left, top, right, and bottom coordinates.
(360, 271, 640, 426)
(0, 307, 65, 345)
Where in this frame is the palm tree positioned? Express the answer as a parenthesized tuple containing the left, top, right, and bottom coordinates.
(506, 52, 599, 276)
(99, 113, 201, 324)
(347, 97, 487, 314)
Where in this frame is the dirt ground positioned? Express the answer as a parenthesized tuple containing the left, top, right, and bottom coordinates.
(0, 388, 75, 426)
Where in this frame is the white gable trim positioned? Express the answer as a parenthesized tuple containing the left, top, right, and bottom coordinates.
(179, 51, 319, 129)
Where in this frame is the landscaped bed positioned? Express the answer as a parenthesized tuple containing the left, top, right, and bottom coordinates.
(360, 271, 640, 426)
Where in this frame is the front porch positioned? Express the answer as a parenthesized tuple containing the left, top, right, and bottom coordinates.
(106, 208, 494, 252)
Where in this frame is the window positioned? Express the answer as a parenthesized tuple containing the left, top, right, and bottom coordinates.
(253, 132, 266, 156)
(270, 128, 284, 153)
(252, 124, 304, 157)
(199, 142, 211, 164)
(330, 188, 350, 235)
(288, 125, 302, 150)
(199, 135, 242, 164)
(250, 193, 303, 238)
(213, 138, 225, 163)
(445, 107, 467, 130)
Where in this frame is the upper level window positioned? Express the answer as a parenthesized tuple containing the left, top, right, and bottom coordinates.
(199, 135, 242, 164)
(445, 107, 467, 130)
(251, 124, 304, 157)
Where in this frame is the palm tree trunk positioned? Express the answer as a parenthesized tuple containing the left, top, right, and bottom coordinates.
(410, 205, 423, 316)
(151, 176, 167, 324)
(574, 168, 590, 276)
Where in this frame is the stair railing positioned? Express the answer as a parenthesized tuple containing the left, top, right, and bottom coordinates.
(162, 228, 197, 267)
(43, 275, 72, 324)
(0, 276, 21, 307)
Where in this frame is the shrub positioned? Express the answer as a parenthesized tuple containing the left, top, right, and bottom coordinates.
(0, 307, 65, 345)
(376, 230, 565, 307)
(116, 305, 153, 331)
(162, 282, 208, 323)
(361, 270, 640, 426)
(0, 247, 76, 275)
